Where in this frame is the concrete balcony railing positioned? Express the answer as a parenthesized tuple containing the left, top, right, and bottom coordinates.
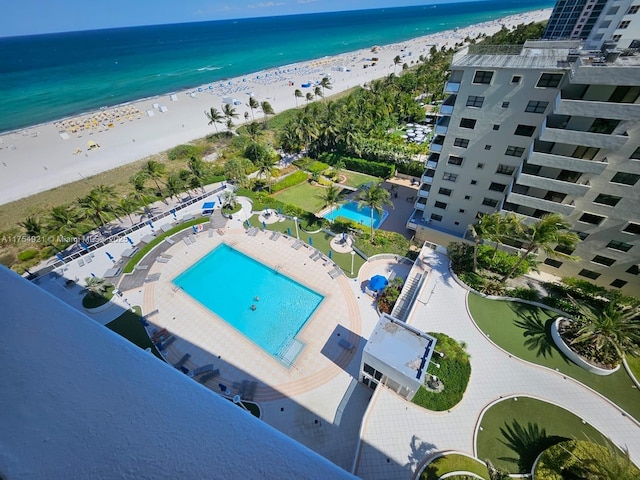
(506, 192, 575, 216)
(429, 142, 443, 153)
(554, 94, 640, 121)
(426, 160, 438, 169)
(444, 81, 460, 93)
(540, 125, 628, 150)
(528, 151, 608, 175)
(515, 173, 590, 197)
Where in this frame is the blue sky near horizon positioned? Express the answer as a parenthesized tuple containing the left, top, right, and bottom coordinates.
(1, 0, 491, 37)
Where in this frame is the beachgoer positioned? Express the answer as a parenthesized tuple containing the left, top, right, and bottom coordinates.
(254, 296, 260, 301)
(251, 304, 256, 311)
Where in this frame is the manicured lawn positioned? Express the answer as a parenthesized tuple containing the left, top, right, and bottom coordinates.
(272, 181, 351, 214)
(247, 216, 366, 278)
(477, 396, 610, 473)
(339, 170, 378, 189)
(105, 306, 163, 360)
(82, 285, 115, 308)
(626, 354, 640, 384)
(420, 454, 488, 480)
(467, 294, 640, 422)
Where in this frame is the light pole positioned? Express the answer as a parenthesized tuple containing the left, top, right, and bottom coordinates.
(293, 216, 299, 239)
(233, 395, 249, 412)
(350, 250, 355, 276)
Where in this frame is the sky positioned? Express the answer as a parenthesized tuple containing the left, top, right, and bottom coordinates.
(0, 0, 476, 37)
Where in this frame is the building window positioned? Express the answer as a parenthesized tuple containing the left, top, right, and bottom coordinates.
(619, 20, 631, 28)
(628, 5, 640, 14)
(607, 240, 632, 252)
(536, 73, 563, 88)
(511, 75, 521, 84)
(592, 255, 616, 266)
(514, 124, 536, 136)
(544, 258, 563, 268)
(572, 146, 599, 160)
(555, 245, 575, 255)
(454, 137, 469, 148)
(466, 95, 484, 107)
(593, 194, 621, 207)
(476, 163, 484, 169)
(626, 265, 640, 275)
(502, 102, 510, 108)
(464, 195, 471, 200)
(623, 222, 640, 234)
(485, 145, 492, 150)
(612, 34, 622, 41)
(430, 213, 443, 222)
(579, 213, 606, 225)
(496, 164, 515, 175)
(505, 146, 525, 157)
(460, 118, 477, 129)
(442, 172, 458, 182)
(470, 180, 478, 185)
(589, 118, 620, 134)
(610, 279, 628, 289)
(438, 187, 452, 196)
(611, 172, 640, 185)
(489, 182, 507, 193)
(525, 100, 549, 113)
(458, 209, 465, 213)
(482, 198, 499, 207)
(434, 201, 448, 209)
(473, 70, 493, 84)
(448, 155, 464, 166)
(578, 269, 601, 280)
(573, 231, 589, 241)
(630, 146, 640, 160)
(493, 124, 500, 131)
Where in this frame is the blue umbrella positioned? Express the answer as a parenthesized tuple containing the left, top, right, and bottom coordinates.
(262, 221, 267, 230)
(245, 220, 250, 227)
(170, 209, 177, 220)
(80, 242, 90, 252)
(328, 250, 332, 259)
(106, 252, 114, 261)
(91, 272, 96, 277)
(126, 236, 134, 246)
(309, 237, 313, 246)
(56, 253, 64, 261)
(287, 227, 291, 236)
(369, 275, 388, 291)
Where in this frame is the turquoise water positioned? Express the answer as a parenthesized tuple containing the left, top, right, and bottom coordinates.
(0, 0, 554, 133)
(173, 244, 323, 358)
(324, 202, 389, 228)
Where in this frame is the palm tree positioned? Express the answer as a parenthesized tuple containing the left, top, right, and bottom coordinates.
(115, 196, 141, 225)
(314, 86, 323, 101)
(305, 92, 314, 104)
(47, 205, 86, 247)
(222, 103, 239, 125)
(142, 160, 166, 197)
(187, 156, 206, 193)
(320, 76, 333, 99)
(255, 155, 277, 192)
(78, 186, 115, 228)
(356, 181, 394, 241)
(224, 158, 247, 186)
(247, 96, 259, 120)
(129, 173, 154, 217)
(165, 174, 184, 200)
(20, 216, 44, 237)
(501, 213, 579, 282)
(468, 213, 496, 273)
(260, 100, 274, 125)
(204, 107, 223, 133)
(393, 55, 402, 74)
(221, 190, 237, 209)
(84, 276, 110, 296)
(318, 184, 342, 223)
(569, 302, 640, 365)
(245, 121, 261, 141)
(294, 89, 303, 107)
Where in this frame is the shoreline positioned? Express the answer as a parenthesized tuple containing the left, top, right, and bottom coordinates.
(0, 8, 551, 207)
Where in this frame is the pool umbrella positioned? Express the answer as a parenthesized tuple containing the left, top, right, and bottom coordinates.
(170, 208, 177, 220)
(147, 220, 155, 234)
(106, 252, 114, 261)
(287, 227, 291, 236)
(126, 236, 134, 246)
(328, 250, 332, 259)
(80, 242, 90, 252)
(56, 253, 64, 261)
(369, 275, 388, 291)
(262, 221, 267, 230)
(309, 237, 313, 246)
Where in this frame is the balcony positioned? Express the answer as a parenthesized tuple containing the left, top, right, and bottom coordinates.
(554, 92, 640, 121)
(426, 160, 438, 169)
(434, 117, 450, 135)
(506, 192, 574, 216)
(528, 151, 608, 175)
(406, 210, 432, 230)
(515, 173, 590, 196)
(444, 81, 460, 93)
(540, 121, 628, 150)
(414, 199, 427, 210)
(439, 95, 456, 115)
(430, 135, 445, 153)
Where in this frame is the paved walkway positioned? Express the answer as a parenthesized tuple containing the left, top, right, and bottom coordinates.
(354, 248, 640, 479)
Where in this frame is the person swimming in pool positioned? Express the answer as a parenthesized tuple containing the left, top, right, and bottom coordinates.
(254, 296, 260, 302)
(251, 304, 257, 311)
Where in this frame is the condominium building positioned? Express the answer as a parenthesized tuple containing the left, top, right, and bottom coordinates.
(543, 0, 640, 50)
(407, 39, 640, 294)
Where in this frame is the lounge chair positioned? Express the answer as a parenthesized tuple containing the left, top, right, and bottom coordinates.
(339, 338, 355, 350)
(191, 364, 215, 376)
(85, 255, 92, 263)
(145, 273, 161, 283)
(160, 253, 173, 259)
(199, 369, 220, 383)
(156, 257, 170, 263)
(208, 228, 214, 238)
(173, 353, 191, 369)
(157, 336, 175, 350)
(165, 237, 175, 245)
(78, 258, 85, 267)
(134, 264, 149, 271)
(183, 237, 192, 245)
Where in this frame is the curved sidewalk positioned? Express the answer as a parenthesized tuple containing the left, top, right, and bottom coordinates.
(355, 249, 640, 480)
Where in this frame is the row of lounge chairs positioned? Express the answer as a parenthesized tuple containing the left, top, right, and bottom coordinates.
(328, 267, 343, 279)
(237, 380, 257, 401)
(269, 231, 281, 241)
(247, 227, 259, 236)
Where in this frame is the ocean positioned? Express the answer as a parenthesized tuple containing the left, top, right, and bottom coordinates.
(0, 0, 553, 133)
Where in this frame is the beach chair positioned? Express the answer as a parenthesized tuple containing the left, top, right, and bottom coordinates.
(134, 264, 149, 271)
(199, 370, 220, 384)
(78, 258, 85, 267)
(85, 255, 92, 263)
(157, 336, 175, 350)
(208, 228, 214, 238)
(191, 364, 215, 376)
(173, 353, 191, 369)
(160, 253, 173, 259)
(165, 237, 175, 245)
(156, 257, 170, 263)
(183, 237, 192, 245)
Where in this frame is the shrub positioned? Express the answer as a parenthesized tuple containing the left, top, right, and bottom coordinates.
(396, 160, 424, 177)
(307, 161, 330, 174)
(320, 153, 395, 178)
(481, 278, 505, 296)
(17, 249, 38, 261)
(505, 287, 540, 302)
(167, 144, 202, 160)
(377, 278, 404, 314)
(457, 271, 485, 291)
(270, 170, 309, 193)
(541, 296, 580, 316)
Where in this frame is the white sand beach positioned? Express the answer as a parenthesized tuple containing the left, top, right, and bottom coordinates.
(0, 9, 551, 206)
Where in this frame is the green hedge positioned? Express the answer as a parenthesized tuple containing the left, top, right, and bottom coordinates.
(270, 170, 309, 193)
(167, 144, 205, 160)
(320, 153, 395, 179)
(396, 160, 424, 177)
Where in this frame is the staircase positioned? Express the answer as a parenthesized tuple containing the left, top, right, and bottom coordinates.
(391, 272, 423, 322)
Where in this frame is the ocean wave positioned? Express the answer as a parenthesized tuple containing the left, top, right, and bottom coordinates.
(197, 66, 222, 72)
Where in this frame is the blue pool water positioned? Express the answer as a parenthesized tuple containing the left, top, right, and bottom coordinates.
(173, 244, 323, 359)
(323, 202, 388, 229)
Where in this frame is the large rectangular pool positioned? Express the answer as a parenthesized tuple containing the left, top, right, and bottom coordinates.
(323, 201, 388, 229)
(173, 244, 323, 360)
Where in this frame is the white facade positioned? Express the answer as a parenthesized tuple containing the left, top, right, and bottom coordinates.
(409, 40, 640, 294)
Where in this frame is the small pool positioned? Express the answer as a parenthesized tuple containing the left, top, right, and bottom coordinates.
(323, 201, 389, 229)
(173, 244, 323, 362)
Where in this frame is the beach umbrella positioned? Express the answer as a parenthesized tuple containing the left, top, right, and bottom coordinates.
(56, 253, 64, 262)
(369, 275, 388, 291)
(287, 227, 291, 236)
(262, 221, 267, 230)
(245, 220, 250, 228)
(147, 220, 155, 234)
(170, 208, 177, 220)
(91, 272, 96, 277)
(309, 237, 313, 246)
(328, 250, 332, 259)
(80, 242, 90, 252)
(126, 236, 134, 246)
(106, 252, 114, 261)
(342, 232, 347, 242)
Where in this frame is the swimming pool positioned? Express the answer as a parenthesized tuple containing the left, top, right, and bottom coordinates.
(323, 201, 389, 229)
(173, 244, 323, 361)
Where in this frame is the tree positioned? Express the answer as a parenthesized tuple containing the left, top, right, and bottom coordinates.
(78, 186, 116, 228)
(318, 184, 342, 223)
(501, 213, 579, 282)
(221, 190, 237, 209)
(305, 92, 314, 104)
(356, 181, 393, 241)
(245, 121, 261, 141)
(320, 76, 333, 99)
(165, 174, 184, 200)
(224, 158, 248, 186)
(129, 173, 154, 216)
(314, 86, 323, 101)
(468, 214, 495, 274)
(393, 55, 402, 74)
(204, 107, 223, 133)
(115, 196, 141, 225)
(47, 205, 87, 246)
(568, 301, 640, 365)
(84, 276, 110, 296)
(142, 160, 166, 197)
(294, 89, 303, 107)
(468, 212, 520, 273)
(20, 216, 44, 237)
(247, 96, 259, 120)
(222, 103, 239, 129)
(260, 100, 274, 125)
(255, 154, 277, 192)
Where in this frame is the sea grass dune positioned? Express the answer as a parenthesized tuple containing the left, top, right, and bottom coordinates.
(0, 8, 551, 206)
